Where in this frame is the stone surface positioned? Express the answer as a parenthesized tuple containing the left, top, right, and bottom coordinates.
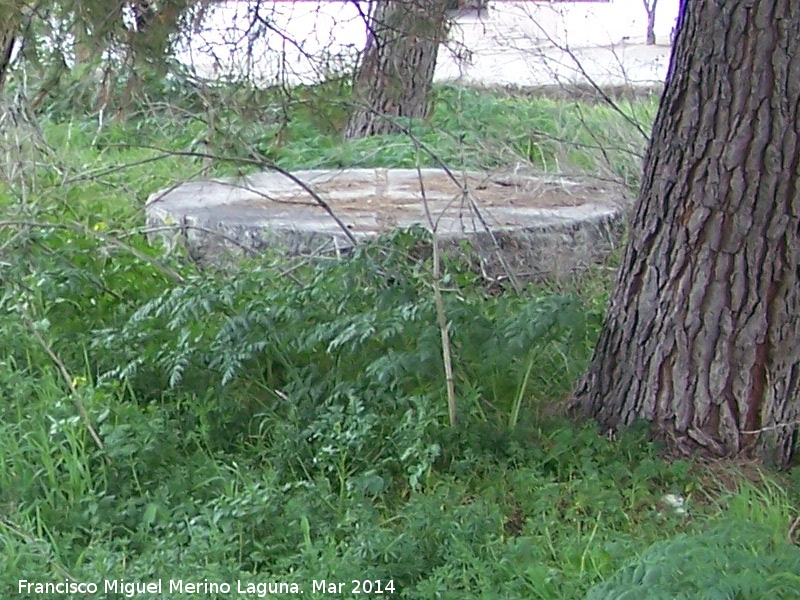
(146, 168, 630, 281)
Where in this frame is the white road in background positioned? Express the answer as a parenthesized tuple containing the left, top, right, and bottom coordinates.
(178, 0, 678, 87)
(436, 38, 673, 87)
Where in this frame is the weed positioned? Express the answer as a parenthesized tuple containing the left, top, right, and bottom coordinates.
(0, 79, 797, 599)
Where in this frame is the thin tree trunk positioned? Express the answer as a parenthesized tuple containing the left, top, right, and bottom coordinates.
(642, 0, 658, 45)
(646, 9, 657, 44)
(345, 0, 450, 139)
(572, 0, 800, 467)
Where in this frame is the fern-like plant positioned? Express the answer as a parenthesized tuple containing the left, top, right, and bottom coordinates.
(585, 520, 800, 600)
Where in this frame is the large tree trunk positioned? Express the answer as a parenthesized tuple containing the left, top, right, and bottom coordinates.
(572, 0, 800, 467)
(345, 0, 450, 139)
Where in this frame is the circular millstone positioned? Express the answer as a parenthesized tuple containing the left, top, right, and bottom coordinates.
(145, 168, 630, 281)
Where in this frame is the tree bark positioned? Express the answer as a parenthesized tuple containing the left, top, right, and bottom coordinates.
(345, 0, 450, 139)
(572, 0, 800, 467)
(0, 26, 15, 95)
(643, 0, 658, 45)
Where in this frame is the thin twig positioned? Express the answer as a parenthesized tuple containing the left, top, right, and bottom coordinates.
(60, 153, 174, 185)
(788, 516, 799, 544)
(112, 145, 360, 248)
(30, 237, 125, 301)
(17, 306, 105, 455)
(0, 220, 185, 283)
(0, 516, 80, 583)
(415, 166, 457, 427)
(360, 111, 522, 292)
(523, 23, 651, 140)
(740, 421, 800, 434)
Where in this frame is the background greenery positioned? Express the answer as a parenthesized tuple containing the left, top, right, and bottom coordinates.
(1, 70, 798, 599)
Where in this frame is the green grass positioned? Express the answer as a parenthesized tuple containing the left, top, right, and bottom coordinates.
(230, 85, 655, 187)
(31, 73, 657, 185)
(0, 78, 798, 599)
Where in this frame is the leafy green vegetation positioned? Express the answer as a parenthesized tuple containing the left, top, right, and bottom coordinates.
(585, 520, 800, 600)
(30, 73, 657, 185)
(1, 80, 798, 599)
